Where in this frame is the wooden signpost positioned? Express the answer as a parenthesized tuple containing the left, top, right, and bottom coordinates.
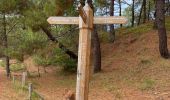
(47, 3, 127, 100)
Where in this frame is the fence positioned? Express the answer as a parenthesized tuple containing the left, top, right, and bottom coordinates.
(12, 72, 44, 100)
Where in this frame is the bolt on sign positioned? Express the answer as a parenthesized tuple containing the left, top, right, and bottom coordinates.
(47, 3, 127, 100)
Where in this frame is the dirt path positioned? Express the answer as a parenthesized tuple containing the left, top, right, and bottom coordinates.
(0, 67, 26, 100)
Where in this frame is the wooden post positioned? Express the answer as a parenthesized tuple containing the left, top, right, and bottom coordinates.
(47, 3, 127, 99)
(22, 72, 27, 88)
(76, 3, 93, 100)
(12, 75, 15, 84)
(28, 83, 32, 100)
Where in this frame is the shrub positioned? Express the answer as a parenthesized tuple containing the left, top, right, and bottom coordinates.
(0, 60, 5, 67)
(10, 63, 26, 72)
(51, 48, 77, 72)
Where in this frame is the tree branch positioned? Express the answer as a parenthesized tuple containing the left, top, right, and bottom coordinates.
(40, 26, 78, 60)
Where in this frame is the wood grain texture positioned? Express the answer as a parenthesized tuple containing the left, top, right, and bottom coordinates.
(76, 3, 93, 100)
(47, 16, 127, 25)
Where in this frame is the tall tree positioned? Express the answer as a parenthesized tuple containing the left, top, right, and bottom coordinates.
(118, 0, 122, 27)
(143, 0, 147, 23)
(109, 0, 115, 42)
(132, 0, 135, 27)
(138, 0, 144, 25)
(87, 0, 102, 73)
(156, 0, 169, 58)
(0, 0, 19, 77)
(153, 0, 158, 29)
(2, 11, 10, 77)
(148, 1, 151, 21)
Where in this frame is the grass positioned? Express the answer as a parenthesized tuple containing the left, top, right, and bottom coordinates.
(13, 79, 42, 100)
(116, 22, 153, 38)
(139, 78, 155, 91)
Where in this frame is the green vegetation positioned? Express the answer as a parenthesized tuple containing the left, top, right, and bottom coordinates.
(10, 63, 26, 72)
(139, 78, 155, 91)
(0, 60, 5, 67)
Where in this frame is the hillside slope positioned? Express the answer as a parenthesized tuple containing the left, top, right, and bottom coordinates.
(25, 18, 170, 100)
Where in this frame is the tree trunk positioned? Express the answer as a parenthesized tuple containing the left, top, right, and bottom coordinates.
(138, 1, 144, 25)
(3, 12, 10, 78)
(148, 1, 151, 21)
(87, 0, 102, 73)
(80, 0, 85, 6)
(40, 26, 78, 60)
(93, 27, 101, 73)
(153, 0, 158, 29)
(109, 0, 115, 43)
(119, 0, 122, 27)
(132, 0, 135, 27)
(156, 0, 169, 58)
(143, 0, 147, 23)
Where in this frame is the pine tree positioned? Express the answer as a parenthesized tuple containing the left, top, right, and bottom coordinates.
(0, 0, 19, 77)
(156, 0, 169, 58)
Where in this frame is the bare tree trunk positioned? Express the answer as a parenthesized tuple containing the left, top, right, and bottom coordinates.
(87, 0, 102, 73)
(92, 27, 101, 73)
(132, 0, 135, 27)
(109, 0, 115, 42)
(3, 12, 10, 78)
(153, 0, 158, 29)
(156, 0, 169, 58)
(138, 1, 144, 25)
(119, 0, 122, 27)
(143, 0, 147, 23)
(148, 1, 151, 21)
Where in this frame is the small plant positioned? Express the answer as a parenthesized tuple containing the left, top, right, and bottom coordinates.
(51, 48, 77, 72)
(33, 55, 50, 76)
(139, 78, 155, 91)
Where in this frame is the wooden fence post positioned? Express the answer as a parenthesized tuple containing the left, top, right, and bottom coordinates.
(22, 72, 27, 88)
(28, 83, 32, 100)
(13, 75, 15, 84)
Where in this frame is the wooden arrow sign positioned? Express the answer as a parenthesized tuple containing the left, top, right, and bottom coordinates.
(47, 16, 127, 25)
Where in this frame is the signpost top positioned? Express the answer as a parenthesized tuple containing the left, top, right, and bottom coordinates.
(47, 16, 128, 25)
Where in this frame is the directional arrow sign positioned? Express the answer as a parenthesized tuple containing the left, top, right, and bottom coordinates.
(47, 16, 127, 25)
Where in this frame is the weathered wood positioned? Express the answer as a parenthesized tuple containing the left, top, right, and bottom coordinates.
(76, 3, 93, 100)
(47, 17, 79, 25)
(78, 4, 87, 23)
(22, 72, 27, 88)
(12, 75, 15, 84)
(94, 16, 127, 24)
(47, 16, 127, 25)
(28, 83, 32, 100)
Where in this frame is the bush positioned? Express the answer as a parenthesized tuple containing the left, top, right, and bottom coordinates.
(0, 60, 5, 67)
(50, 48, 77, 72)
(10, 63, 26, 72)
(33, 55, 50, 67)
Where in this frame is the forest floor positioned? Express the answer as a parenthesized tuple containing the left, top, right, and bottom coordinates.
(24, 29, 170, 100)
(0, 67, 27, 100)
